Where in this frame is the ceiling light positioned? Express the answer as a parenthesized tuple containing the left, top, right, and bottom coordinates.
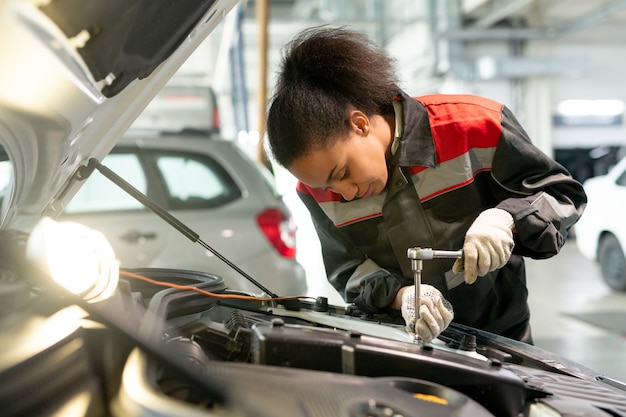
(557, 99, 624, 116)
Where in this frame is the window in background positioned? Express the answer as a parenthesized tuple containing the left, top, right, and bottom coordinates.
(153, 152, 241, 210)
(65, 153, 146, 213)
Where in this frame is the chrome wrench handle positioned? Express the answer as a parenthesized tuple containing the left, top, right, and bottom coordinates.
(406, 248, 463, 343)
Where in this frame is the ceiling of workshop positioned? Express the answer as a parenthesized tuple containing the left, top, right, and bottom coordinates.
(234, 0, 626, 89)
(460, 0, 626, 43)
(202, 0, 626, 135)
(242, 0, 626, 47)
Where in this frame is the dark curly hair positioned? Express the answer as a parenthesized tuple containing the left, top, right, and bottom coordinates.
(266, 26, 401, 168)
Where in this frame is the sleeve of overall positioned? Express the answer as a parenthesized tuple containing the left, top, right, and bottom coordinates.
(298, 190, 404, 313)
(491, 106, 588, 259)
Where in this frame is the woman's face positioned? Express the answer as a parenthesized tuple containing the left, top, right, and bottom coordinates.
(288, 112, 393, 201)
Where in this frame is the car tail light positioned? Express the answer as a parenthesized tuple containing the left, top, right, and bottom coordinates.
(256, 208, 297, 258)
(212, 105, 221, 133)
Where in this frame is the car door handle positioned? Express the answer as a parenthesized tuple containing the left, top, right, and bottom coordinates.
(120, 230, 157, 243)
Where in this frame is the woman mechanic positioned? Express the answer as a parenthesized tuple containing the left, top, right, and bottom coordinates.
(266, 26, 587, 344)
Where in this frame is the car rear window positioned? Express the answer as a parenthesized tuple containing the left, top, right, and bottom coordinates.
(150, 151, 242, 209)
(65, 153, 146, 214)
(65, 148, 242, 214)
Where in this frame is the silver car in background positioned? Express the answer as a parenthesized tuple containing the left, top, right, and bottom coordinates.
(61, 133, 308, 296)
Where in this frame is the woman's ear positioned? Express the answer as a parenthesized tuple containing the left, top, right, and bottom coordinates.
(349, 110, 370, 136)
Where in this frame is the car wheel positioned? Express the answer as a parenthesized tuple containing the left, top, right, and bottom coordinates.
(598, 234, 626, 291)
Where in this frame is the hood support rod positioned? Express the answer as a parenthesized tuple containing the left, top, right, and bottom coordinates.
(81, 158, 279, 298)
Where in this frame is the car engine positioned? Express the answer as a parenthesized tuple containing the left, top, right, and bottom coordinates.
(2, 245, 626, 417)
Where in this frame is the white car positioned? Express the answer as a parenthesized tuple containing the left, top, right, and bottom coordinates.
(575, 155, 626, 291)
(59, 133, 308, 296)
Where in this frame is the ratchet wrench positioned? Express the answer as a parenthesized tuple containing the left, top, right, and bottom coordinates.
(406, 247, 463, 343)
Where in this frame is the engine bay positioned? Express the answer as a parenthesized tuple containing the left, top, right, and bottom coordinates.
(3, 264, 625, 417)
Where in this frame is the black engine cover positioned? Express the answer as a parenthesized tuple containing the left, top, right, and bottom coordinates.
(251, 318, 531, 417)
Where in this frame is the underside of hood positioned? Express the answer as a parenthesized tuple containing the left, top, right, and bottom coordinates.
(42, 0, 218, 98)
(0, 0, 237, 231)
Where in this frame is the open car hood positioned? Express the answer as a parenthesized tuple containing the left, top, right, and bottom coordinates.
(0, 0, 237, 231)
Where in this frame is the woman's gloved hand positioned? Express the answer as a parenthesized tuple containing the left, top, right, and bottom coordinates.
(400, 285, 453, 344)
(452, 208, 515, 284)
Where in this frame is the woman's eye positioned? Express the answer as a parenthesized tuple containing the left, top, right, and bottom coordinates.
(341, 169, 349, 180)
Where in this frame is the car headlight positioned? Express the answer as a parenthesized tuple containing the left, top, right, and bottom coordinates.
(26, 217, 119, 303)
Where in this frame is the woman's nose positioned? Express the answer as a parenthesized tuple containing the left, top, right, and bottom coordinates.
(333, 183, 359, 201)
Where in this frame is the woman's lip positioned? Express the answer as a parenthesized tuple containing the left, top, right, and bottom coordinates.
(360, 185, 373, 198)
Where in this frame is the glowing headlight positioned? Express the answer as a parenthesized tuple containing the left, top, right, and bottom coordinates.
(26, 217, 119, 303)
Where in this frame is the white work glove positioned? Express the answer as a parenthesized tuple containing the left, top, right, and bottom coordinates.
(401, 285, 454, 344)
(452, 208, 515, 285)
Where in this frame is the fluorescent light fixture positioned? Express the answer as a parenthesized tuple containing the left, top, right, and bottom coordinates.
(26, 217, 119, 303)
(556, 99, 624, 117)
(476, 56, 497, 80)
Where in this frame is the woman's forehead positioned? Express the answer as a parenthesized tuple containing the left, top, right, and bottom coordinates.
(289, 151, 337, 187)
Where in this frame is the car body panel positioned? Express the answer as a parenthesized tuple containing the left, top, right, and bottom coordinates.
(576, 155, 626, 260)
(575, 155, 626, 290)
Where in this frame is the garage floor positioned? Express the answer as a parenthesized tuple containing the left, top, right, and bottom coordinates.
(525, 238, 626, 383)
(286, 193, 626, 383)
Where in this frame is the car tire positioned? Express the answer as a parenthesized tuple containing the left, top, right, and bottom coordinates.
(598, 234, 626, 291)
